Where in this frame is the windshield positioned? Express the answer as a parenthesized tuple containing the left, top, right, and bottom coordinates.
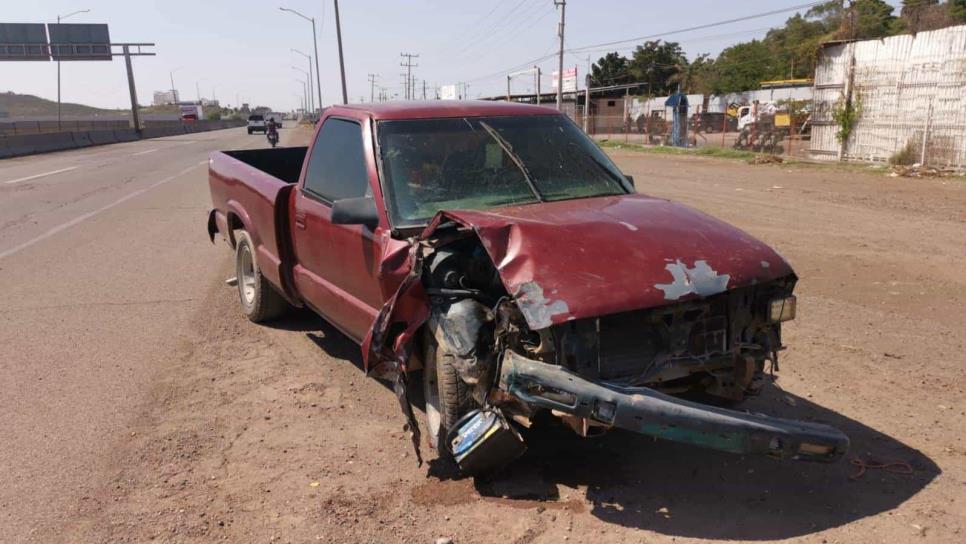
(249, 115, 263, 121)
(376, 115, 628, 227)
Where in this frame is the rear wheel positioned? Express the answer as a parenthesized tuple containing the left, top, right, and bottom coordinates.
(235, 230, 288, 322)
(422, 328, 475, 451)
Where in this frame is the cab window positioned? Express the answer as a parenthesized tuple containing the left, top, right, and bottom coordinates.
(302, 118, 369, 203)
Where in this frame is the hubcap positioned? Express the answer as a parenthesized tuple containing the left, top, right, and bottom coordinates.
(239, 245, 256, 305)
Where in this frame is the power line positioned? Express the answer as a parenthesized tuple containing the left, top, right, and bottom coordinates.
(461, 1, 827, 85)
(436, 0, 512, 55)
(453, 0, 538, 57)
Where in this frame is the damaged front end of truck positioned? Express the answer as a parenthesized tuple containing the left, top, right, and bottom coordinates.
(364, 197, 849, 474)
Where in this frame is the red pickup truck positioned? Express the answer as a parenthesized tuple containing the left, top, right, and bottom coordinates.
(207, 101, 847, 472)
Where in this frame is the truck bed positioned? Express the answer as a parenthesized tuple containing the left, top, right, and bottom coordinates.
(208, 147, 308, 304)
(222, 147, 307, 184)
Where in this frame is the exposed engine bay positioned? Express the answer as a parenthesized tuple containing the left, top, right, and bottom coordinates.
(365, 212, 847, 475)
(423, 225, 792, 413)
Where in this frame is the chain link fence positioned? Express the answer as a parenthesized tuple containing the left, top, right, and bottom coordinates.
(573, 107, 811, 159)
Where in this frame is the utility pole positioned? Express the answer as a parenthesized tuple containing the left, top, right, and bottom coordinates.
(506, 75, 511, 102)
(535, 66, 541, 105)
(583, 55, 591, 132)
(555, 0, 566, 111)
(422, 80, 427, 100)
(196, 81, 201, 101)
(400, 53, 419, 100)
(333, 0, 348, 104)
(368, 73, 378, 103)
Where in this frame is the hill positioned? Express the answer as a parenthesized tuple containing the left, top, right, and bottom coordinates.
(0, 91, 126, 118)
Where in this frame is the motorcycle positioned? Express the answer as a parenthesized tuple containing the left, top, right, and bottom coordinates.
(267, 128, 279, 148)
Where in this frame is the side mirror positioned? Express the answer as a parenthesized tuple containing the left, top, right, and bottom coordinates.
(332, 196, 379, 229)
(624, 175, 636, 189)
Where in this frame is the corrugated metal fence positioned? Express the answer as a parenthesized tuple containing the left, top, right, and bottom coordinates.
(812, 25, 966, 168)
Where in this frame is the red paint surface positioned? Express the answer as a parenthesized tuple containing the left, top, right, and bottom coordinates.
(439, 193, 794, 327)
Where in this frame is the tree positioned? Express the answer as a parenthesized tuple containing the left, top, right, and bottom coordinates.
(762, 13, 831, 79)
(707, 40, 772, 94)
(627, 40, 687, 96)
(895, 0, 955, 32)
(670, 54, 714, 94)
(589, 52, 629, 88)
(952, 0, 966, 22)
(845, 0, 899, 39)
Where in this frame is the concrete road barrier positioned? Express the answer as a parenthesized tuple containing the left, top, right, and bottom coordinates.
(114, 129, 138, 142)
(73, 132, 94, 147)
(1, 120, 244, 159)
(87, 130, 119, 146)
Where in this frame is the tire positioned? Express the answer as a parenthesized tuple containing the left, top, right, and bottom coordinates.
(422, 328, 475, 451)
(234, 230, 288, 323)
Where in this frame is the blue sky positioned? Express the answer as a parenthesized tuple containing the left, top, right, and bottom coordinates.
(1, 0, 899, 111)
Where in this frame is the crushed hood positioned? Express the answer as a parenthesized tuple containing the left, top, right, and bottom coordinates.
(437, 193, 794, 330)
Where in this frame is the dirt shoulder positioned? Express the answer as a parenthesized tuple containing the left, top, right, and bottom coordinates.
(58, 131, 966, 543)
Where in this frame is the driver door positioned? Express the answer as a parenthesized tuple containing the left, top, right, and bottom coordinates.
(292, 116, 384, 342)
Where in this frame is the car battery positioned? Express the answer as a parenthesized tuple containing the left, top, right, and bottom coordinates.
(447, 408, 526, 475)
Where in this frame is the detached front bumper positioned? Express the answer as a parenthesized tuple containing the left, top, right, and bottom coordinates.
(499, 351, 849, 462)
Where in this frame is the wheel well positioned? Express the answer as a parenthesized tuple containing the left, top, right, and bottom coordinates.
(226, 213, 244, 248)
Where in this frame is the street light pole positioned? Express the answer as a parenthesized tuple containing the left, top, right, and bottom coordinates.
(292, 49, 314, 112)
(292, 67, 310, 111)
(280, 7, 324, 113)
(295, 78, 307, 113)
(56, 9, 90, 131)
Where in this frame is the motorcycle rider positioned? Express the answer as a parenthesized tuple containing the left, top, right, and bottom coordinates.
(266, 116, 279, 146)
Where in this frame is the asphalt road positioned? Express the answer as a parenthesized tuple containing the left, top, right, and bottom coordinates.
(0, 128, 274, 540)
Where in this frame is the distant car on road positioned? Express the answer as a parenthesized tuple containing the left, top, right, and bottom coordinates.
(247, 114, 266, 135)
(180, 104, 204, 122)
(265, 113, 284, 129)
(689, 112, 736, 133)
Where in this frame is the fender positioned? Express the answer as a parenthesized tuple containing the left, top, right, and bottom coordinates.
(225, 199, 256, 249)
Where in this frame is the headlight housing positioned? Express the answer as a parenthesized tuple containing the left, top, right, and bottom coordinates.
(768, 295, 797, 323)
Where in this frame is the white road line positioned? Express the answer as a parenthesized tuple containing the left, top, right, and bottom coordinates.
(0, 163, 204, 261)
(3, 166, 79, 185)
(130, 148, 157, 156)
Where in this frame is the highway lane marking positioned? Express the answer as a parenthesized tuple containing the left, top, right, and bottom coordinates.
(3, 166, 79, 185)
(0, 163, 204, 261)
(130, 148, 158, 156)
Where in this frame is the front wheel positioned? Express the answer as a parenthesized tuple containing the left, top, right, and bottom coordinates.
(422, 328, 476, 451)
(234, 230, 289, 322)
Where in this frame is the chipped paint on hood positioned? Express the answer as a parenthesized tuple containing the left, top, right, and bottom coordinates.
(439, 193, 795, 329)
(655, 260, 731, 301)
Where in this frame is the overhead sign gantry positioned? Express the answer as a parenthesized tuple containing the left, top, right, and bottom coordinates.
(0, 22, 154, 132)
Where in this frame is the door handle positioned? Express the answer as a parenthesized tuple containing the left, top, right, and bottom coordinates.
(294, 212, 306, 230)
